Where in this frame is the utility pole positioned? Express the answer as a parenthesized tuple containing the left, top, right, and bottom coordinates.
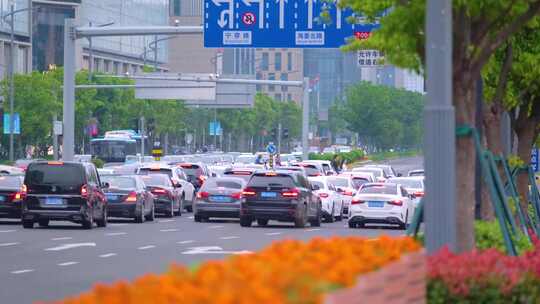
(53, 114, 58, 160)
(153, 34, 158, 71)
(140, 116, 145, 156)
(424, 0, 457, 253)
(277, 122, 282, 154)
(8, 3, 15, 162)
(302, 78, 310, 160)
(87, 22, 93, 81)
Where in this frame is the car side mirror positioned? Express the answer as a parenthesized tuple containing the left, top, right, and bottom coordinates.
(409, 194, 416, 199)
(312, 184, 320, 191)
(397, 173, 403, 177)
(101, 182, 110, 189)
(337, 188, 344, 193)
(211, 173, 217, 177)
(172, 180, 182, 188)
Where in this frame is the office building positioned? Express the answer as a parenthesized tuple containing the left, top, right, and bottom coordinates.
(0, 0, 32, 81)
(32, 0, 169, 73)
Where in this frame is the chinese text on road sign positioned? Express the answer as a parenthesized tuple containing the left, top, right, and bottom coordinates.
(357, 50, 383, 67)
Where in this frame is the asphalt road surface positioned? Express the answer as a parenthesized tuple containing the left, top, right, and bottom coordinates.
(0, 156, 423, 304)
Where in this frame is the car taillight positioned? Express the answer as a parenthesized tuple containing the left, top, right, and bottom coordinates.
(388, 199, 403, 206)
(125, 192, 137, 203)
(344, 190, 354, 196)
(198, 176, 207, 184)
(152, 188, 167, 195)
(318, 192, 329, 198)
(81, 185, 89, 198)
(282, 188, 300, 198)
(13, 184, 27, 201)
(414, 191, 425, 197)
(231, 192, 242, 200)
(197, 191, 210, 199)
(351, 199, 364, 205)
(242, 187, 256, 197)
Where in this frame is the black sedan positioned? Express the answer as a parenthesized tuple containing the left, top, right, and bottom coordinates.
(101, 175, 155, 223)
(0, 175, 25, 220)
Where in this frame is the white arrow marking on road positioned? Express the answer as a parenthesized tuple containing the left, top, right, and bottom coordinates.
(181, 246, 253, 255)
(11, 269, 34, 274)
(188, 216, 194, 219)
(58, 261, 79, 266)
(0, 229, 16, 233)
(0, 242, 19, 247)
(220, 236, 239, 240)
(160, 229, 179, 232)
(265, 232, 282, 236)
(45, 243, 96, 251)
(105, 232, 127, 236)
(276, 0, 287, 29)
(138, 245, 156, 250)
(177, 240, 195, 244)
(159, 219, 175, 223)
(99, 253, 117, 258)
(51, 237, 73, 241)
(305, 0, 316, 29)
(109, 223, 128, 227)
(208, 225, 224, 229)
(306, 228, 321, 232)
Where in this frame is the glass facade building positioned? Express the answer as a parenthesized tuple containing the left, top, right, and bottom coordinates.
(0, 0, 30, 35)
(0, 0, 31, 79)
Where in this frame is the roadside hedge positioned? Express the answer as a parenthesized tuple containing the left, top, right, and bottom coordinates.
(308, 149, 365, 164)
(51, 236, 420, 304)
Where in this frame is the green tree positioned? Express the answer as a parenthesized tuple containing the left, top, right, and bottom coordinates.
(339, 0, 540, 252)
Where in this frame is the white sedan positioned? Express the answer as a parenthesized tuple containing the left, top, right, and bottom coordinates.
(326, 176, 356, 215)
(309, 177, 344, 222)
(348, 183, 414, 230)
(386, 177, 425, 208)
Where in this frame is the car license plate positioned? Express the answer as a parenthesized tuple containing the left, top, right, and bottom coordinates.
(261, 192, 277, 198)
(368, 201, 384, 208)
(106, 195, 118, 201)
(45, 197, 64, 205)
(210, 195, 232, 203)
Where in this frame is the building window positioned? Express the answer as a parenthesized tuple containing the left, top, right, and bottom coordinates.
(275, 52, 282, 70)
(287, 52, 292, 71)
(274, 93, 282, 101)
(280, 73, 288, 92)
(261, 52, 269, 71)
(287, 93, 293, 101)
(170, 0, 181, 16)
(268, 73, 275, 91)
(256, 72, 263, 91)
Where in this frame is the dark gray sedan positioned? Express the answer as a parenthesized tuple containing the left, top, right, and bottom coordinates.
(193, 177, 245, 222)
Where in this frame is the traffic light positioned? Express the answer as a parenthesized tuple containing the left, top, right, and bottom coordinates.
(271, 128, 277, 139)
(283, 128, 289, 139)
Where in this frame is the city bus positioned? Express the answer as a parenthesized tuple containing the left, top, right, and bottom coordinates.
(89, 130, 147, 163)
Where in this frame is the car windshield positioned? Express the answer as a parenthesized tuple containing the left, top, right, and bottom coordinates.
(409, 171, 424, 177)
(26, 163, 84, 186)
(101, 176, 136, 190)
(139, 174, 171, 187)
(299, 164, 320, 176)
(311, 181, 325, 189)
(248, 174, 296, 188)
(353, 169, 382, 178)
(327, 178, 349, 187)
(387, 179, 423, 189)
(359, 184, 397, 195)
(352, 178, 369, 189)
(139, 168, 172, 177)
(0, 176, 22, 188)
(203, 179, 243, 190)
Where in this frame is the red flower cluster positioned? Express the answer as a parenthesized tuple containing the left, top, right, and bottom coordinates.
(428, 238, 540, 296)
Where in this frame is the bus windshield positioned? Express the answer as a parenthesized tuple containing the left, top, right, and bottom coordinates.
(90, 139, 137, 163)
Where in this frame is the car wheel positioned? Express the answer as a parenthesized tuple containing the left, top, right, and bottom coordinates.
(257, 219, 269, 226)
(96, 207, 108, 228)
(336, 205, 343, 222)
(194, 214, 203, 222)
(294, 205, 307, 228)
(186, 204, 193, 213)
(145, 205, 155, 221)
(38, 219, 50, 227)
(240, 216, 252, 227)
(348, 221, 357, 229)
(135, 206, 145, 223)
(309, 206, 321, 227)
(399, 211, 409, 230)
(22, 219, 34, 229)
(82, 212, 93, 230)
(326, 204, 336, 223)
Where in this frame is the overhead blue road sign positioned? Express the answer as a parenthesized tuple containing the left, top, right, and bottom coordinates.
(204, 0, 380, 48)
(3, 113, 20, 135)
(267, 143, 277, 155)
(532, 148, 539, 172)
(209, 121, 222, 136)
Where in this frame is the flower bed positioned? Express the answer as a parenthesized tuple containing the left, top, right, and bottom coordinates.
(50, 236, 420, 304)
(427, 241, 540, 303)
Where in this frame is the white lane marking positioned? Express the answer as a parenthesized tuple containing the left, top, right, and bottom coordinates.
(109, 223, 129, 227)
(181, 246, 252, 255)
(99, 253, 117, 258)
(177, 240, 194, 244)
(58, 261, 79, 267)
(188, 216, 194, 219)
(160, 229, 178, 232)
(208, 225, 224, 229)
(105, 232, 127, 236)
(0, 230, 16, 233)
(0, 242, 19, 247)
(138, 245, 156, 250)
(45, 243, 96, 252)
(220, 236, 239, 240)
(11, 269, 34, 274)
(265, 232, 282, 236)
(159, 219, 175, 223)
(306, 228, 321, 232)
(51, 237, 73, 241)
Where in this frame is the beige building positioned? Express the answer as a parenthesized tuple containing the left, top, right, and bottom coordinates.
(255, 48, 304, 104)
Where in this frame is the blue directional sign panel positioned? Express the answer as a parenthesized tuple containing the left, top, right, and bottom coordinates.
(532, 148, 539, 172)
(3, 113, 20, 135)
(204, 0, 379, 48)
(266, 143, 277, 154)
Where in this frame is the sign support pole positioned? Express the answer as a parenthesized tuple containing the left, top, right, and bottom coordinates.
(302, 77, 310, 160)
(53, 114, 58, 160)
(424, 0, 457, 253)
(63, 19, 76, 161)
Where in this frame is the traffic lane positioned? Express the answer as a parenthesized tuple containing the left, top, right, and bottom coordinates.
(374, 156, 424, 176)
(1, 216, 405, 304)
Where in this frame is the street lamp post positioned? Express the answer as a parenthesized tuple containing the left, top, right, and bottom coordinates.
(87, 21, 115, 81)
